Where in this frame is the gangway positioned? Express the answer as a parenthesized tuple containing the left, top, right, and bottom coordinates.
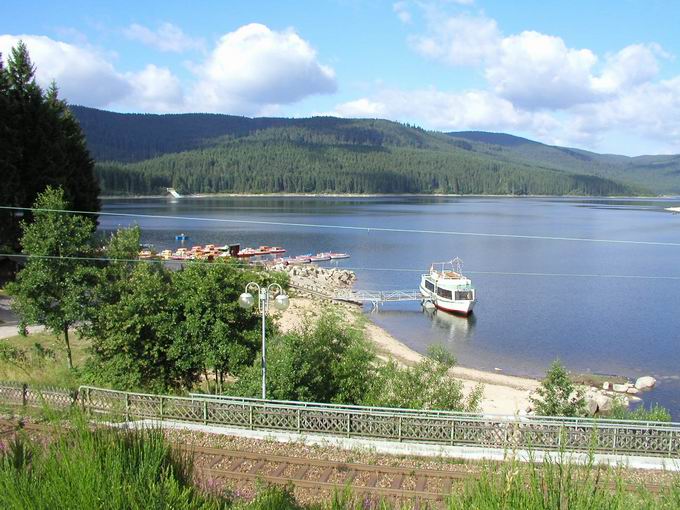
(293, 283, 424, 309)
(166, 187, 182, 198)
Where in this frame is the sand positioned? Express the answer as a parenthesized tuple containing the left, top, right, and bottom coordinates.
(276, 296, 538, 415)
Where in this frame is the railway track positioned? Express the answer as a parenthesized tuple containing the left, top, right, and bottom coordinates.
(185, 443, 468, 507)
(0, 418, 667, 506)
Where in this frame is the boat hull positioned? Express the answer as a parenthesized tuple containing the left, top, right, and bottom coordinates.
(419, 284, 475, 316)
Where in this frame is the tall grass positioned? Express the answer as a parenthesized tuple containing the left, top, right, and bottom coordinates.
(0, 419, 227, 509)
(446, 452, 680, 510)
(1, 418, 679, 509)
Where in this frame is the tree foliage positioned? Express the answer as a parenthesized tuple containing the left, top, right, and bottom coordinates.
(0, 42, 99, 253)
(7, 187, 97, 369)
(363, 345, 483, 412)
(530, 360, 587, 417)
(230, 308, 376, 404)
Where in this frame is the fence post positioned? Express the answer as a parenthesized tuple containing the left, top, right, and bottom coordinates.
(346, 412, 351, 438)
(159, 396, 164, 420)
(297, 409, 301, 433)
(21, 383, 27, 406)
(398, 416, 403, 442)
(450, 420, 455, 446)
(249, 406, 253, 430)
(125, 393, 130, 422)
(203, 401, 208, 425)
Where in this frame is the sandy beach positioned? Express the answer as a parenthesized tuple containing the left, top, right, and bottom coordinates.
(276, 296, 538, 415)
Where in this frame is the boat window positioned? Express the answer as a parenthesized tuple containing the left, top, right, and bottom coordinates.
(436, 287, 452, 300)
(425, 280, 435, 292)
(455, 290, 474, 301)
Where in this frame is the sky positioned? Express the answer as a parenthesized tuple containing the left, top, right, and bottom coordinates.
(2, 0, 680, 156)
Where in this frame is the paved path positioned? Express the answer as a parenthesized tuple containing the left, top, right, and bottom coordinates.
(0, 297, 44, 339)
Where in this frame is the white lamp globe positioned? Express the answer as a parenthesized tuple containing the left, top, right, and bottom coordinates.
(273, 293, 290, 311)
(238, 292, 255, 309)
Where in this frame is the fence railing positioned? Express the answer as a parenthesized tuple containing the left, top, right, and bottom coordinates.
(2, 381, 680, 458)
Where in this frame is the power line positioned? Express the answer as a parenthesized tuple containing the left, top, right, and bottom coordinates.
(2, 205, 679, 247)
(3, 253, 680, 282)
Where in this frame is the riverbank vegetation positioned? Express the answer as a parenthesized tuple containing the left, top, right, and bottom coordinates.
(3, 186, 478, 412)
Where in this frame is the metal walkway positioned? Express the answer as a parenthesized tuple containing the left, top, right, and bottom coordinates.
(293, 284, 423, 308)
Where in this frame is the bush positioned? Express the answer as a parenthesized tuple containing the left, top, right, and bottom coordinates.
(531, 360, 586, 417)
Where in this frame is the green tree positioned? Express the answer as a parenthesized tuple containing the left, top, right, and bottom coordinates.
(231, 308, 376, 404)
(84, 262, 187, 392)
(530, 360, 586, 417)
(364, 346, 482, 412)
(7, 187, 96, 369)
(0, 42, 99, 252)
(171, 260, 273, 393)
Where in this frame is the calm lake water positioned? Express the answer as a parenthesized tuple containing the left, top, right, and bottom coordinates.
(100, 196, 680, 417)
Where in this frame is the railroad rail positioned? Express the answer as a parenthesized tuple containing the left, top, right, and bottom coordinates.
(2, 382, 680, 459)
(0, 419, 666, 506)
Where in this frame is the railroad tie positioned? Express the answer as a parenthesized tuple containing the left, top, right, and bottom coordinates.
(226, 458, 246, 472)
(366, 472, 380, 488)
(248, 460, 266, 474)
(318, 467, 333, 483)
(293, 465, 310, 480)
(271, 462, 288, 477)
(415, 476, 427, 492)
(391, 474, 404, 489)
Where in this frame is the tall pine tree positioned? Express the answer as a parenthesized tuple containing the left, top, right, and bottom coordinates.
(0, 41, 99, 254)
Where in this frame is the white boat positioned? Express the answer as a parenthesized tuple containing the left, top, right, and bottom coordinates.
(419, 258, 476, 316)
(328, 252, 350, 259)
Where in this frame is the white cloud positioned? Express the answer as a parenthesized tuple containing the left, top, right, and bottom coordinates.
(0, 34, 131, 106)
(485, 31, 599, 109)
(330, 87, 559, 136)
(592, 43, 664, 94)
(188, 23, 336, 114)
(123, 22, 204, 53)
(410, 12, 500, 66)
(393, 2, 412, 24)
(125, 64, 184, 112)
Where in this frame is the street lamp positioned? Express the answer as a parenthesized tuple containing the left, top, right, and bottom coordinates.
(238, 282, 289, 399)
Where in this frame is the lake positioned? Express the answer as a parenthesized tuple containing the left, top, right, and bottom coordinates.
(100, 196, 680, 417)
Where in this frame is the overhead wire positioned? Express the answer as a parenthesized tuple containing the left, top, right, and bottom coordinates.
(2, 205, 680, 247)
(2, 253, 680, 282)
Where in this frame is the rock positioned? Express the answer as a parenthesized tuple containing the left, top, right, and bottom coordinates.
(602, 382, 611, 390)
(626, 387, 640, 395)
(612, 383, 629, 393)
(586, 397, 599, 415)
(635, 376, 656, 391)
(593, 393, 614, 413)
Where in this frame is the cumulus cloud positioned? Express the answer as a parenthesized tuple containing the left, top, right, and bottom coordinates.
(188, 23, 336, 114)
(410, 12, 500, 66)
(125, 64, 184, 112)
(0, 34, 131, 106)
(330, 88, 559, 137)
(123, 22, 204, 53)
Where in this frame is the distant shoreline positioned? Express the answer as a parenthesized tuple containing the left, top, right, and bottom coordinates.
(100, 192, 673, 200)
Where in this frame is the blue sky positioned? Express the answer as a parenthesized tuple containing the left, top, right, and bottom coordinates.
(3, 0, 680, 155)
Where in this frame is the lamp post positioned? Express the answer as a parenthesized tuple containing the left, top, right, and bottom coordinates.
(238, 282, 289, 399)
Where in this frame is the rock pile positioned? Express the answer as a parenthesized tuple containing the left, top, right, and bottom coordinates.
(273, 264, 357, 296)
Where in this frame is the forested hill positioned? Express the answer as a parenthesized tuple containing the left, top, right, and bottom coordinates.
(71, 105, 677, 196)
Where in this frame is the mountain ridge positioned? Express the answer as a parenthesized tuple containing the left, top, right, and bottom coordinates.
(69, 106, 680, 196)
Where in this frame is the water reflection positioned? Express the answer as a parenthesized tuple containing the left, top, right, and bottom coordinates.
(423, 306, 476, 341)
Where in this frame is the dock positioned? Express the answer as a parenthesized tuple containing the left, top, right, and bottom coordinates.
(293, 283, 423, 309)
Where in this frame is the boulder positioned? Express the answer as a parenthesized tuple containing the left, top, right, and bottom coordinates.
(626, 387, 640, 395)
(612, 383, 629, 393)
(635, 376, 656, 391)
(602, 381, 611, 390)
(593, 393, 614, 413)
(586, 397, 599, 415)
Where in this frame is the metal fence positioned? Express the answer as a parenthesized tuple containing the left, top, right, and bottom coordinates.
(2, 381, 679, 458)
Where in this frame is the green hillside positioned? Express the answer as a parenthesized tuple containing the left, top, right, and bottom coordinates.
(70, 106, 664, 196)
(448, 131, 680, 194)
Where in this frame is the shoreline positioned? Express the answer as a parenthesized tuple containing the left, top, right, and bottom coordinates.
(277, 295, 539, 415)
(99, 192, 673, 200)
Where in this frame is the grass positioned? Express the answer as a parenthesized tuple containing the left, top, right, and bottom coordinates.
(0, 331, 90, 387)
(0, 415, 679, 509)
